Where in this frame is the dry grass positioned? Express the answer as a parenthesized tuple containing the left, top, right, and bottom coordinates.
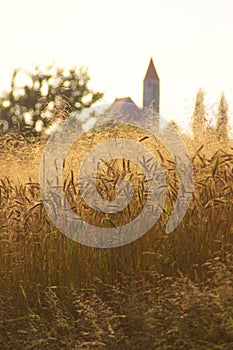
(0, 129, 233, 349)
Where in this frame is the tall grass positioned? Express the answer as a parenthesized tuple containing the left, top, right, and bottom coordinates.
(0, 130, 233, 349)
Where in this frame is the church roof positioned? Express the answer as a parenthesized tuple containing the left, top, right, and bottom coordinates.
(106, 97, 142, 122)
(113, 97, 135, 104)
(144, 58, 159, 81)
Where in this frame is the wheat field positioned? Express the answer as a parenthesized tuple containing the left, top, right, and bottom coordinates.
(0, 128, 233, 349)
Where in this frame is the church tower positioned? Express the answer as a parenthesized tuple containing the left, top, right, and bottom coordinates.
(143, 58, 160, 114)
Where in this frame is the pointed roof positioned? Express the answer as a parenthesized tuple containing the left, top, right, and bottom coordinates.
(144, 58, 159, 81)
(113, 97, 135, 104)
(105, 97, 142, 122)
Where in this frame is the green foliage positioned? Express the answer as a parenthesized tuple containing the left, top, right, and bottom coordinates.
(0, 65, 103, 136)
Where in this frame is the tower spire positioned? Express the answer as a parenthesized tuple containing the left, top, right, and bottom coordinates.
(144, 58, 159, 81)
(143, 57, 160, 114)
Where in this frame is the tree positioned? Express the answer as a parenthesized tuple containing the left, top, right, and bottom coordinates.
(191, 89, 206, 142)
(0, 65, 103, 136)
(216, 92, 228, 141)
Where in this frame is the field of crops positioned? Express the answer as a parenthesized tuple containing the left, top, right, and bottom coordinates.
(0, 130, 233, 349)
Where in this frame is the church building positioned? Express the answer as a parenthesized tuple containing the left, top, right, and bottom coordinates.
(108, 58, 160, 119)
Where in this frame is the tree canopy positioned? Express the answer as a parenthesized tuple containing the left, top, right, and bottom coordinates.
(216, 92, 229, 141)
(0, 65, 104, 136)
(191, 88, 206, 141)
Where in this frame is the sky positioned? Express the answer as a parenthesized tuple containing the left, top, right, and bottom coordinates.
(0, 0, 233, 132)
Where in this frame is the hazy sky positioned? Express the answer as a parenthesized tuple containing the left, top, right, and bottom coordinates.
(1, 0, 233, 131)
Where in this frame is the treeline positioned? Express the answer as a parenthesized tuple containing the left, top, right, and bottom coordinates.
(192, 89, 229, 144)
(0, 65, 103, 136)
(0, 65, 231, 143)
